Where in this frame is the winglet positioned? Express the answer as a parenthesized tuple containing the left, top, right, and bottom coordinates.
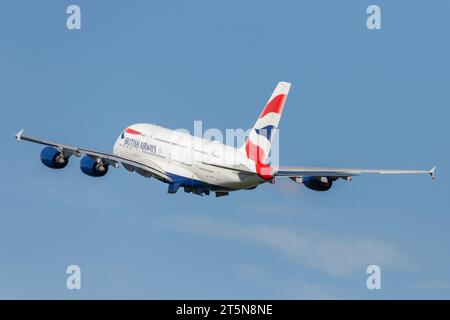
(15, 129, 24, 142)
(430, 166, 436, 180)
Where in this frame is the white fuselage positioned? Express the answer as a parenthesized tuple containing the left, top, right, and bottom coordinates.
(112, 123, 265, 192)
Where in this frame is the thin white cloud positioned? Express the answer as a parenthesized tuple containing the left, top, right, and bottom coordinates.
(171, 216, 407, 276)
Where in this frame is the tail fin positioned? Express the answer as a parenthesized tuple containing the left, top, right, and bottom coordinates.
(242, 81, 291, 166)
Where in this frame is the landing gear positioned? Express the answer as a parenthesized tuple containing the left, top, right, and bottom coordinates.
(168, 183, 229, 197)
(215, 192, 229, 197)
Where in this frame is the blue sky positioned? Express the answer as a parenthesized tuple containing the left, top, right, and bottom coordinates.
(0, 0, 449, 299)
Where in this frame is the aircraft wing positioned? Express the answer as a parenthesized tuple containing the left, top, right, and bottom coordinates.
(15, 129, 172, 182)
(274, 166, 436, 180)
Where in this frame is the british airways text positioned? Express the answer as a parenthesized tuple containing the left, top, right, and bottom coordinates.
(123, 137, 157, 154)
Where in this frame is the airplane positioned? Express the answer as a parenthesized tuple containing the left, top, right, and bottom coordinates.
(14, 81, 435, 197)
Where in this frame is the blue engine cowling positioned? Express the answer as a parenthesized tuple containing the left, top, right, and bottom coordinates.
(303, 176, 333, 191)
(40, 146, 69, 169)
(80, 156, 108, 177)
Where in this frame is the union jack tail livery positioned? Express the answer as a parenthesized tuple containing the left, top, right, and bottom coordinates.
(242, 82, 291, 178)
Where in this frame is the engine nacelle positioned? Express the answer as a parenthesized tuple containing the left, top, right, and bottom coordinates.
(80, 156, 108, 177)
(40, 146, 69, 169)
(303, 176, 332, 191)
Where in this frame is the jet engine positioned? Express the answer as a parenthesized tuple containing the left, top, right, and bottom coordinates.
(40, 146, 69, 169)
(80, 156, 108, 177)
(303, 176, 333, 191)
